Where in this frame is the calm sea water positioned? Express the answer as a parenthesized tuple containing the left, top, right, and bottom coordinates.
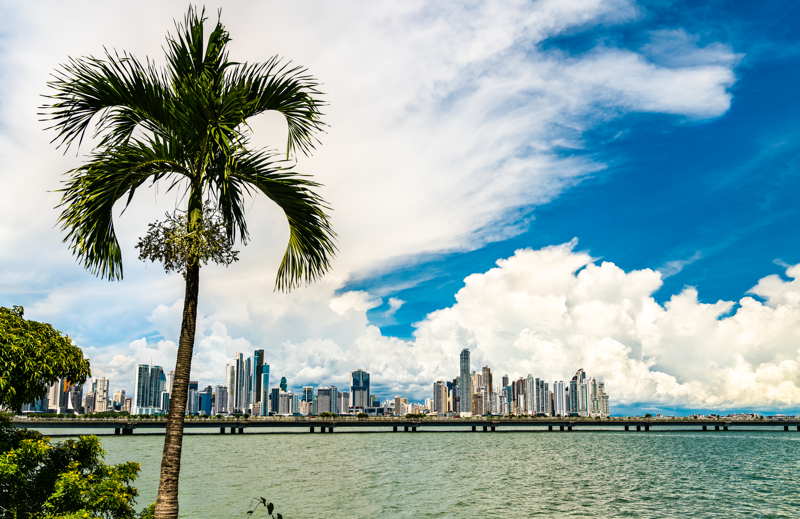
(34, 427, 800, 518)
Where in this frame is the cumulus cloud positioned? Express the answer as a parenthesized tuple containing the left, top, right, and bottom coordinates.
(91, 242, 800, 410)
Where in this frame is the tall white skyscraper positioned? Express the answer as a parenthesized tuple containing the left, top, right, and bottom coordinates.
(553, 380, 567, 416)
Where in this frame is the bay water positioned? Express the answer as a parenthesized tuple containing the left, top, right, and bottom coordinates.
(35, 427, 800, 518)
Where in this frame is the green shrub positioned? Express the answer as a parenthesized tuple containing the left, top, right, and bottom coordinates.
(0, 415, 148, 519)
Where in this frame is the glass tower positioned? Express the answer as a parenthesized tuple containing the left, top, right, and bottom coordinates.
(351, 369, 370, 409)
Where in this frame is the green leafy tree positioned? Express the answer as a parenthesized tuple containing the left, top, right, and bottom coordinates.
(0, 306, 90, 413)
(0, 416, 143, 519)
(41, 7, 335, 519)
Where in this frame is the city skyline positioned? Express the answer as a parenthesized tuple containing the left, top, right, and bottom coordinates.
(26, 347, 611, 419)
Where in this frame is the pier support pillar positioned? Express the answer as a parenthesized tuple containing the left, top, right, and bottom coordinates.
(310, 426, 315, 433)
(723, 425, 728, 431)
(714, 425, 720, 431)
(412, 426, 417, 432)
(471, 425, 477, 432)
(404, 425, 409, 432)
(559, 425, 564, 432)
(491, 426, 496, 432)
(114, 427, 121, 435)
(784, 425, 789, 432)
(624, 425, 629, 431)
(567, 425, 573, 432)
(393, 425, 398, 432)
(328, 427, 334, 433)
(645, 425, 650, 432)
(230, 426, 236, 434)
(796, 425, 799, 432)
(122, 427, 133, 435)
(219, 427, 225, 434)
(482, 425, 488, 432)
(702, 425, 707, 431)
(636, 425, 641, 432)
(548, 425, 553, 432)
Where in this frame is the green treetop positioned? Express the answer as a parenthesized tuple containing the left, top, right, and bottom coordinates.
(0, 306, 90, 413)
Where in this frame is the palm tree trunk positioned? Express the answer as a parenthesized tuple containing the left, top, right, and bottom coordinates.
(153, 260, 200, 519)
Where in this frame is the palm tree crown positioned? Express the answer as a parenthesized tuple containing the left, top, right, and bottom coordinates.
(43, 7, 336, 289)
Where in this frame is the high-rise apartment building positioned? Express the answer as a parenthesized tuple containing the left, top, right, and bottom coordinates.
(213, 385, 228, 415)
(394, 396, 408, 416)
(433, 381, 448, 415)
(93, 377, 110, 412)
(316, 386, 338, 414)
(553, 380, 567, 416)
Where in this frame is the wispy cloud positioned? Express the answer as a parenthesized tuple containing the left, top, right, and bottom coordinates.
(659, 251, 703, 278)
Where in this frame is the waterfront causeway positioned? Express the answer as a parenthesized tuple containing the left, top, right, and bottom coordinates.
(14, 417, 800, 436)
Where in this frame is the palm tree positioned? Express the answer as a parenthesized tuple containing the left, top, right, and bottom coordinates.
(42, 8, 336, 519)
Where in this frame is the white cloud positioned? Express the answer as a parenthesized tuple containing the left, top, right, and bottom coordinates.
(659, 250, 703, 278)
(91, 242, 800, 410)
(384, 297, 405, 319)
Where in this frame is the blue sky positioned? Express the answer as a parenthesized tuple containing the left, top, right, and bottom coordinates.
(353, 1, 800, 342)
(1, 1, 800, 414)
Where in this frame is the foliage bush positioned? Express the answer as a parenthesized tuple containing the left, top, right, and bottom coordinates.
(0, 414, 149, 519)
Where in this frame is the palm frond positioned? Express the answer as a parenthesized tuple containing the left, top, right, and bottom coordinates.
(230, 149, 336, 291)
(225, 57, 326, 157)
(42, 49, 171, 151)
(58, 139, 189, 279)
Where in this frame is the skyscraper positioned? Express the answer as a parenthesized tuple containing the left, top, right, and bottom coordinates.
(270, 387, 281, 415)
(133, 365, 164, 414)
(459, 348, 472, 414)
(134, 364, 151, 414)
(149, 366, 166, 410)
(234, 353, 244, 412)
(259, 365, 270, 416)
(553, 380, 567, 416)
(199, 386, 213, 416)
(244, 356, 253, 411)
(253, 349, 265, 405)
(316, 386, 337, 414)
(93, 377, 110, 412)
(213, 385, 228, 415)
(351, 369, 370, 409)
(302, 386, 314, 402)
